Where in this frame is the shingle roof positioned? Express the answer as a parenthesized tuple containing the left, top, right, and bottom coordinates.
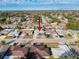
(6, 46, 29, 57)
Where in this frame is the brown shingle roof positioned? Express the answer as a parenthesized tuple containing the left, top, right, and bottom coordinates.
(7, 46, 28, 57)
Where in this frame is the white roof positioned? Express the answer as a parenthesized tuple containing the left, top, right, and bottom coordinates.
(8, 30, 19, 36)
(51, 45, 70, 58)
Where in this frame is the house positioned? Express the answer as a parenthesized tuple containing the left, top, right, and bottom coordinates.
(2, 25, 16, 29)
(32, 44, 51, 59)
(70, 45, 79, 58)
(0, 29, 13, 35)
(8, 29, 19, 37)
(34, 29, 45, 39)
(4, 46, 29, 59)
(51, 45, 70, 58)
(3, 44, 51, 59)
(0, 45, 10, 59)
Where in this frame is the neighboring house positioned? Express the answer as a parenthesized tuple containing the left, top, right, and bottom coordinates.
(2, 25, 16, 29)
(8, 30, 19, 37)
(3, 44, 51, 59)
(0, 45, 10, 59)
(31, 45, 50, 59)
(4, 46, 29, 59)
(70, 45, 79, 59)
(51, 45, 70, 58)
(0, 29, 12, 35)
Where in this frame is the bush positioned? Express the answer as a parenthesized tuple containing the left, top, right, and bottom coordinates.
(1, 40, 6, 45)
(64, 33, 73, 39)
(66, 16, 79, 30)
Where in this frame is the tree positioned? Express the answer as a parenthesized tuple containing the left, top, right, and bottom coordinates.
(7, 20, 12, 24)
(33, 15, 38, 23)
(66, 16, 79, 30)
(16, 25, 21, 29)
(0, 26, 3, 31)
(1, 40, 6, 45)
(0, 18, 6, 24)
(21, 18, 26, 22)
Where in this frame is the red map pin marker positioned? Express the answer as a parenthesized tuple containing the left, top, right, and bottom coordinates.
(37, 16, 41, 31)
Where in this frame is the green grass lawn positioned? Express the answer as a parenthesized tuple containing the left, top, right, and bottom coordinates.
(46, 55, 77, 59)
(46, 56, 60, 59)
(70, 40, 79, 45)
(77, 32, 79, 38)
(47, 43, 58, 48)
(64, 33, 73, 39)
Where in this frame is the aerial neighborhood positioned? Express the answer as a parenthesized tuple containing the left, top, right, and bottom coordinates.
(0, 11, 79, 59)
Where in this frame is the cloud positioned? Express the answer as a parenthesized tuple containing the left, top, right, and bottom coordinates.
(0, 1, 79, 10)
(0, 0, 79, 4)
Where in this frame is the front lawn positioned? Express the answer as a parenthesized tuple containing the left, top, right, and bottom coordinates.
(77, 32, 79, 38)
(64, 33, 73, 39)
(70, 40, 79, 45)
(47, 43, 58, 48)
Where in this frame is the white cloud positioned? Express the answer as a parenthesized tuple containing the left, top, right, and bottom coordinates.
(0, 0, 79, 5)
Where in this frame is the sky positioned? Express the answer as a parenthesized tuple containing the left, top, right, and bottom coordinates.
(0, 0, 79, 10)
